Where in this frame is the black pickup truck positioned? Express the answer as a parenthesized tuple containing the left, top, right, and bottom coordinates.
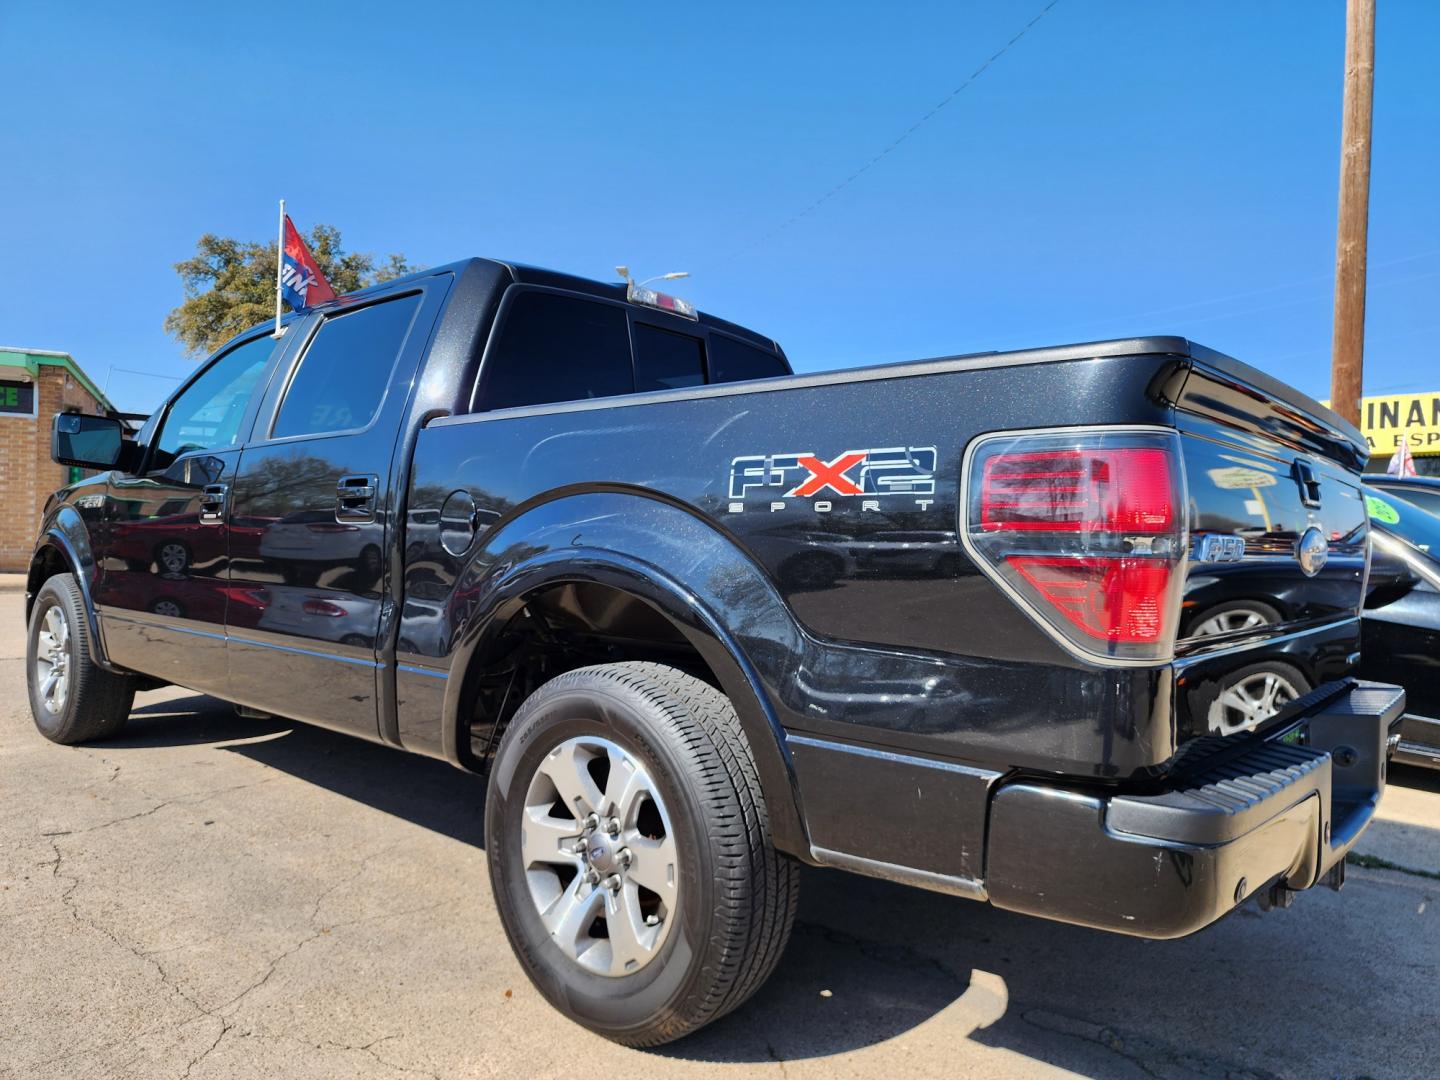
(28, 258, 1404, 1046)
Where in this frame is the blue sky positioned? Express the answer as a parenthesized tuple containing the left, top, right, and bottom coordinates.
(1, 1, 1435, 415)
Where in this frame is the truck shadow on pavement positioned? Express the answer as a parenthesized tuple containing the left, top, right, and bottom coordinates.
(121, 694, 487, 847)
(115, 694, 1440, 1075)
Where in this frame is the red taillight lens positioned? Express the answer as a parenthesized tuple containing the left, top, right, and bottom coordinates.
(981, 448, 1174, 533)
(1008, 556, 1171, 642)
(966, 431, 1185, 662)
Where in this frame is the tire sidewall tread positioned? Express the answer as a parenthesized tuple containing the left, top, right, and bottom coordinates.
(26, 574, 135, 745)
(485, 661, 798, 1047)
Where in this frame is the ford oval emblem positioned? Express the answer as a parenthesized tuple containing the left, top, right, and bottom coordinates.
(1296, 526, 1329, 577)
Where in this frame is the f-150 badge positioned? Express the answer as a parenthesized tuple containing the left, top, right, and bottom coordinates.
(1193, 533, 1245, 563)
(727, 446, 937, 513)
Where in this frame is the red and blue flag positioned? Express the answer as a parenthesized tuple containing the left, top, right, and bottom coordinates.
(280, 215, 336, 311)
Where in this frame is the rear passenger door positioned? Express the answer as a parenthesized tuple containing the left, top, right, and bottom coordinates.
(226, 283, 447, 738)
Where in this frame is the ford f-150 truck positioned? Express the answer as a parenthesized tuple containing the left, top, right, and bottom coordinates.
(28, 258, 1405, 1046)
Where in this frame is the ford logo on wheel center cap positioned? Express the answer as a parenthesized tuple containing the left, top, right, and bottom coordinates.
(1296, 526, 1329, 577)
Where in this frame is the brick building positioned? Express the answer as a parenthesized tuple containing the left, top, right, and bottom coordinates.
(0, 348, 114, 572)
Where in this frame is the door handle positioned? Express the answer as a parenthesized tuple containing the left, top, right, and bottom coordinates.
(199, 483, 228, 526)
(336, 474, 379, 523)
(1292, 460, 1322, 508)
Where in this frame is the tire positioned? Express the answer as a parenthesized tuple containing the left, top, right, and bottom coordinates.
(1204, 660, 1311, 736)
(154, 540, 191, 577)
(27, 574, 137, 745)
(1185, 599, 1281, 639)
(485, 661, 799, 1046)
(151, 597, 185, 618)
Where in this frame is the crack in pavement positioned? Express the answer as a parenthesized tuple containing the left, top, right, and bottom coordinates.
(1347, 851, 1440, 882)
(233, 1029, 442, 1080)
(209, 840, 408, 1016)
(39, 777, 280, 837)
(764, 1039, 791, 1078)
(47, 838, 214, 1024)
(785, 918, 1291, 1079)
(1017, 1008, 1285, 1080)
(180, 1016, 231, 1080)
(37, 837, 222, 1075)
(31, 830, 441, 1078)
(789, 918, 974, 991)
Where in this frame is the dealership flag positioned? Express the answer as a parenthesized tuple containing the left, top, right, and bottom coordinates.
(272, 200, 336, 335)
(1388, 433, 1418, 477)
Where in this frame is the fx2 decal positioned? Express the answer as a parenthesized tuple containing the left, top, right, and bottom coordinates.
(727, 446, 938, 513)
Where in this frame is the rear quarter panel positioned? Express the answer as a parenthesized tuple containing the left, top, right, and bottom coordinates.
(399, 350, 1188, 780)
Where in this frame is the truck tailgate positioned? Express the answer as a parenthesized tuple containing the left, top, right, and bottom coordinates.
(1171, 347, 1371, 736)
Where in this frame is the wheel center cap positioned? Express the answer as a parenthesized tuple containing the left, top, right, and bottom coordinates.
(585, 833, 617, 873)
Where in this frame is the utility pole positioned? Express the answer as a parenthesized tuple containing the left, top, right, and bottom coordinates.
(1329, 0, 1375, 427)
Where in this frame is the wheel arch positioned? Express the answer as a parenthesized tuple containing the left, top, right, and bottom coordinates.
(27, 507, 117, 672)
(432, 492, 812, 858)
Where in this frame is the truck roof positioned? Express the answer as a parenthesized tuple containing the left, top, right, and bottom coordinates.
(343, 256, 784, 354)
(316, 262, 1363, 459)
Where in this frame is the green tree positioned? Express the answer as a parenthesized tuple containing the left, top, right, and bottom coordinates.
(164, 224, 419, 357)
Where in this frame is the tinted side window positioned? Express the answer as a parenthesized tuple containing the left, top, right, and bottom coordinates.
(709, 334, 787, 384)
(478, 291, 633, 410)
(634, 324, 705, 392)
(272, 293, 422, 439)
(153, 334, 275, 467)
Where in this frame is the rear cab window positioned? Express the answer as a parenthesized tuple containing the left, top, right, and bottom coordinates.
(633, 323, 705, 392)
(472, 285, 790, 412)
(709, 333, 788, 384)
(476, 291, 633, 410)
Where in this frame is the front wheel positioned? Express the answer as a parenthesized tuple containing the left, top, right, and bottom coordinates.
(485, 662, 799, 1046)
(27, 574, 137, 744)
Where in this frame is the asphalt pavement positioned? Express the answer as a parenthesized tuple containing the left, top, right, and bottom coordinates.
(2, 590, 1437, 1080)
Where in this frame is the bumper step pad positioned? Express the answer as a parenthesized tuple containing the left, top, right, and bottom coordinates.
(1107, 740, 1329, 845)
(984, 680, 1405, 939)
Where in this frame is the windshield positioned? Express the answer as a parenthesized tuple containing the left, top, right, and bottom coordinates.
(1364, 488, 1440, 561)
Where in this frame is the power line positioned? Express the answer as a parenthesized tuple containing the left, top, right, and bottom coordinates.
(107, 367, 182, 380)
(1138, 268, 1440, 334)
(1265, 320, 1440, 368)
(103, 365, 183, 395)
(717, 0, 1062, 264)
(1058, 248, 1440, 333)
(1022, 249, 1440, 346)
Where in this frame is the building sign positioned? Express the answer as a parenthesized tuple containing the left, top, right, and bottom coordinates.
(1326, 391, 1440, 456)
(0, 379, 37, 418)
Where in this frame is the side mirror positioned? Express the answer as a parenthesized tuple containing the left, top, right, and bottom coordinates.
(52, 412, 125, 469)
(1365, 529, 1423, 608)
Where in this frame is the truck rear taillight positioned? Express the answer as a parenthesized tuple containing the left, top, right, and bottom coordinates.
(1008, 556, 1171, 643)
(981, 448, 1174, 533)
(964, 430, 1187, 663)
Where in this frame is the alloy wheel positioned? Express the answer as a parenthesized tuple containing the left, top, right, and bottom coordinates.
(159, 543, 188, 575)
(34, 605, 72, 715)
(1211, 670, 1299, 735)
(520, 736, 678, 977)
(1193, 608, 1269, 637)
